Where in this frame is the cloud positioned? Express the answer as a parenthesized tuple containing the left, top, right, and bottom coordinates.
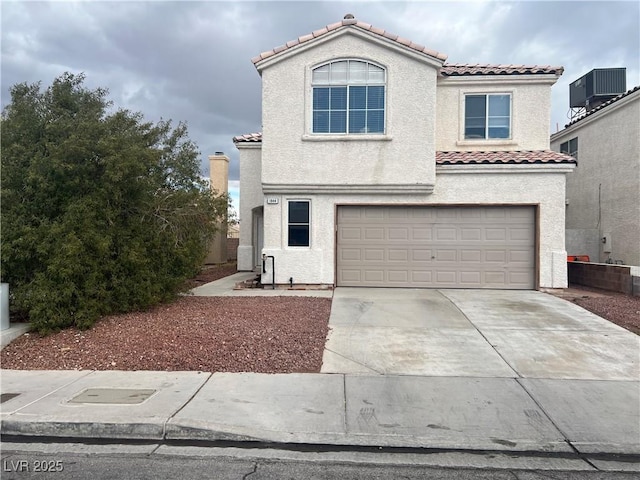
(2, 1, 638, 181)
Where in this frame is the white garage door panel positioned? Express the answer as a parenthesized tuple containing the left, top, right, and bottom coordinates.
(337, 206, 535, 289)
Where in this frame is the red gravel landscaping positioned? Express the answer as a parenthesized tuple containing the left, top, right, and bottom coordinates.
(567, 286, 640, 335)
(1, 296, 331, 372)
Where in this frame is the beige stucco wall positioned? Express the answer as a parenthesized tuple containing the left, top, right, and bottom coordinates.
(436, 77, 555, 151)
(237, 145, 263, 271)
(259, 29, 440, 189)
(551, 91, 640, 266)
(261, 167, 571, 288)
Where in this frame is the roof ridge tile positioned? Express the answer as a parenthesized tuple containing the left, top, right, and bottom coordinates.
(251, 15, 448, 66)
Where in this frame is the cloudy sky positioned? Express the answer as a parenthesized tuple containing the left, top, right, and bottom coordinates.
(2, 1, 639, 214)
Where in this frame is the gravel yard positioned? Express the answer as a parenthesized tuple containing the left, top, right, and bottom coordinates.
(2, 263, 638, 372)
(567, 287, 640, 335)
(1, 296, 331, 373)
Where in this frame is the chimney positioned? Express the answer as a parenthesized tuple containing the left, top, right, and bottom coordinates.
(209, 152, 229, 195)
(204, 152, 229, 264)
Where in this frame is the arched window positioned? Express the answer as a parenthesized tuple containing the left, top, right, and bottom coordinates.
(312, 60, 386, 134)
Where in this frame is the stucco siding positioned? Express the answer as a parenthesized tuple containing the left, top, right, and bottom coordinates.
(436, 78, 553, 151)
(260, 31, 438, 189)
(237, 146, 263, 271)
(261, 170, 569, 288)
(551, 91, 640, 265)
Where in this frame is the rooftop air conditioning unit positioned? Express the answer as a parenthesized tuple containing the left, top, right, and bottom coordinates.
(569, 68, 627, 110)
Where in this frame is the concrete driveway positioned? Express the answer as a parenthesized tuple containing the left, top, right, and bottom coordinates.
(321, 288, 639, 380)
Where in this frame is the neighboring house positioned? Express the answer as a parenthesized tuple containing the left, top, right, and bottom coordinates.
(551, 86, 640, 266)
(234, 15, 576, 289)
(227, 224, 240, 239)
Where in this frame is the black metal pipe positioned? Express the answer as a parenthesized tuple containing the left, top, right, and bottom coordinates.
(267, 256, 275, 289)
(262, 255, 275, 290)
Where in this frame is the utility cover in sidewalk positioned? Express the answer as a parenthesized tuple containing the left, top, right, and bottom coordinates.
(1, 393, 21, 404)
(69, 388, 156, 405)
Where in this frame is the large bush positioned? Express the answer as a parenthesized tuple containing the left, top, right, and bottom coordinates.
(1, 73, 228, 333)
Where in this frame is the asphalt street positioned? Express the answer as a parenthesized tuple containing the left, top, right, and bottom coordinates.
(1, 442, 639, 480)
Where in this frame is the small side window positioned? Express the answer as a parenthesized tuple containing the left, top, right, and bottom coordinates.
(560, 137, 578, 159)
(288, 201, 310, 247)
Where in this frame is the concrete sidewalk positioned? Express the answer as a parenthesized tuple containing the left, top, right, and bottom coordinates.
(1, 369, 639, 467)
(1, 276, 638, 469)
(189, 272, 333, 297)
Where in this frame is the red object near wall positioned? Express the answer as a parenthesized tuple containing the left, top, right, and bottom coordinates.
(567, 255, 590, 262)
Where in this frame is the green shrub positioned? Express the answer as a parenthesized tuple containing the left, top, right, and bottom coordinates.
(1, 73, 228, 334)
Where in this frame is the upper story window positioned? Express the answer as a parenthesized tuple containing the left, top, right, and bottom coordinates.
(464, 94, 511, 139)
(560, 137, 578, 159)
(312, 60, 386, 134)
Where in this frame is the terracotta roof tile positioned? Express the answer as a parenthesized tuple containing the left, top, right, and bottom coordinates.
(436, 150, 576, 165)
(260, 50, 275, 60)
(441, 64, 564, 76)
(250, 16, 565, 78)
(299, 33, 314, 43)
(232, 132, 262, 143)
(252, 15, 448, 65)
(564, 85, 640, 128)
(232, 136, 576, 166)
(312, 27, 327, 38)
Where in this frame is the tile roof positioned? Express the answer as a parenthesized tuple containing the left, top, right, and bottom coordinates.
(233, 132, 263, 143)
(441, 64, 564, 76)
(436, 150, 576, 165)
(249, 15, 564, 78)
(251, 15, 448, 65)
(232, 135, 576, 166)
(564, 85, 640, 128)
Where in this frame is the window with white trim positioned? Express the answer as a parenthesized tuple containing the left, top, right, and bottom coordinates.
(464, 94, 511, 139)
(312, 60, 385, 134)
(288, 201, 310, 247)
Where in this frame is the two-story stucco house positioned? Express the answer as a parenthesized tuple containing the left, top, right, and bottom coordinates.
(551, 86, 640, 266)
(234, 15, 576, 290)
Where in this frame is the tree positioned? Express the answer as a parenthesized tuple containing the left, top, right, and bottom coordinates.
(1, 72, 228, 333)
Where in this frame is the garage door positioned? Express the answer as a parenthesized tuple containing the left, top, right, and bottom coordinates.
(337, 206, 535, 289)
